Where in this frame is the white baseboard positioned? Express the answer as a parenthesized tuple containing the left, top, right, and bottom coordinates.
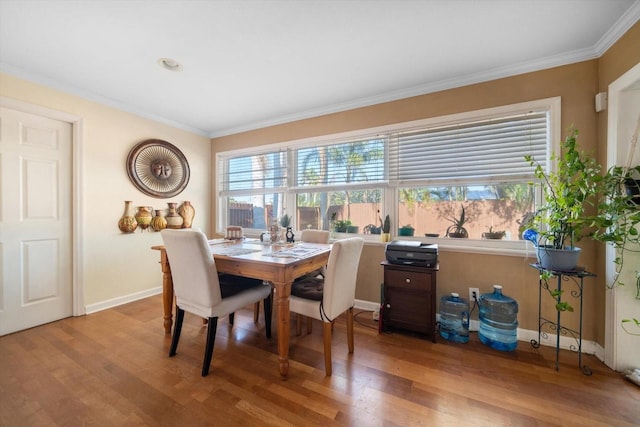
(85, 286, 162, 315)
(354, 298, 601, 355)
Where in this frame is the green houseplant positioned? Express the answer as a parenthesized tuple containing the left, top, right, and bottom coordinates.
(525, 128, 602, 270)
(279, 213, 291, 228)
(380, 213, 391, 242)
(334, 219, 351, 233)
(398, 224, 415, 236)
(445, 205, 469, 238)
(482, 226, 505, 240)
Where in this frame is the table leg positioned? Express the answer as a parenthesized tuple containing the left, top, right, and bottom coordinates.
(273, 280, 291, 379)
(159, 250, 174, 335)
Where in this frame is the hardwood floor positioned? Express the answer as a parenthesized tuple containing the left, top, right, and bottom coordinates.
(1, 295, 638, 426)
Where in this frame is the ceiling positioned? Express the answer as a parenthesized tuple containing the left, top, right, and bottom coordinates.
(1, 1, 639, 137)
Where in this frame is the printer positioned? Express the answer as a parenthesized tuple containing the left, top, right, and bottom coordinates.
(385, 240, 438, 267)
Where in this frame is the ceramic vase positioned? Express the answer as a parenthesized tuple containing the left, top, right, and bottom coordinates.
(166, 202, 183, 229)
(118, 200, 138, 233)
(135, 206, 153, 231)
(151, 209, 167, 232)
(178, 201, 195, 228)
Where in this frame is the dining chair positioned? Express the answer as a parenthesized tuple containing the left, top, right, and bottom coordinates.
(295, 229, 331, 335)
(161, 229, 273, 376)
(289, 237, 364, 376)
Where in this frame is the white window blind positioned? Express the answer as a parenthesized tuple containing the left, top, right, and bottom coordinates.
(294, 138, 385, 190)
(389, 111, 548, 183)
(220, 150, 287, 195)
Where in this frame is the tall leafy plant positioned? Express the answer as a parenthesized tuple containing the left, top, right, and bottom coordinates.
(525, 128, 602, 249)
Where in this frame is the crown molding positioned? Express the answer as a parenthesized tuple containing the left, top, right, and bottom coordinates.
(0, 64, 210, 137)
(594, 0, 640, 56)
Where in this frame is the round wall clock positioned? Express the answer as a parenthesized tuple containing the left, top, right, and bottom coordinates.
(126, 139, 190, 198)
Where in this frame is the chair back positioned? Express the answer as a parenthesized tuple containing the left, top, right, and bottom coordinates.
(321, 237, 364, 320)
(300, 229, 330, 244)
(161, 229, 222, 309)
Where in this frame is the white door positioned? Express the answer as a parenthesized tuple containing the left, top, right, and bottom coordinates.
(0, 107, 73, 336)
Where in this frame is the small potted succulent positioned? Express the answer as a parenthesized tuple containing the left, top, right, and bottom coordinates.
(381, 213, 391, 242)
(398, 224, 415, 236)
(482, 226, 505, 240)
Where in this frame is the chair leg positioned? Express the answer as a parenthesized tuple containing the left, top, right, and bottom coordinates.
(347, 307, 354, 354)
(202, 317, 218, 377)
(296, 313, 302, 336)
(263, 289, 273, 339)
(254, 301, 260, 323)
(323, 321, 333, 376)
(229, 312, 235, 326)
(169, 307, 185, 357)
(307, 316, 313, 334)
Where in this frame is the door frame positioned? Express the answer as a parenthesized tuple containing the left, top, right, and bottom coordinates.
(0, 97, 85, 316)
(604, 62, 640, 370)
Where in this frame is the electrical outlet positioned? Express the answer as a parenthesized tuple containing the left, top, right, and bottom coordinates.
(469, 287, 480, 302)
(372, 309, 379, 321)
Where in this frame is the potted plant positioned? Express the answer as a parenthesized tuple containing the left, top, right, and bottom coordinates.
(334, 219, 350, 233)
(591, 164, 640, 286)
(446, 205, 469, 238)
(380, 213, 391, 242)
(525, 127, 602, 271)
(364, 224, 382, 234)
(279, 213, 291, 228)
(398, 224, 415, 236)
(346, 222, 359, 233)
(482, 226, 505, 240)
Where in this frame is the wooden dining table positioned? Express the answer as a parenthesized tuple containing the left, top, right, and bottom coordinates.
(151, 238, 331, 379)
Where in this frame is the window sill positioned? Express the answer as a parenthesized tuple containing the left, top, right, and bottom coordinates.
(241, 230, 537, 259)
(345, 233, 537, 258)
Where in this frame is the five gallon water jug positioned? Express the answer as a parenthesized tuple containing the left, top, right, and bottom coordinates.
(439, 292, 470, 343)
(478, 285, 518, 351)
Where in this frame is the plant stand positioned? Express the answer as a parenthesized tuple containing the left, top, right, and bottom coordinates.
(529, 264, 595, 375)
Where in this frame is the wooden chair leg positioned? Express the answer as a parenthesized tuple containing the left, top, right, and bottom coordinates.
(307, 316, 313, 334)
(202, 317, 218, 377)
(296, 313, 302, 336)
(253, 301, 260, 323)
(169, 307, 185, 357)
(347, 307, 354, 354)
(323, 321, 333, 376)
(263, 290, 273, 339)
(229, 312, 235, 326)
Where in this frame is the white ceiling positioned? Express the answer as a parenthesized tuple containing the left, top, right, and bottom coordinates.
(1, 0, 639, 137)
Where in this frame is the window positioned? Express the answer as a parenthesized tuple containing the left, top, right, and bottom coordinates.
(218, 150, 287, 230)
(390, 110, 549, 239)
(216, 98, 558, 249)
(293, 138, 385, 231)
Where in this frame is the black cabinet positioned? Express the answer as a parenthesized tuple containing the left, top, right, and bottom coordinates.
(381, 261, 438, 341)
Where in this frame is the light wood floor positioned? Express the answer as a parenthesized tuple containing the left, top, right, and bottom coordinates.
(1, 295, 638, 426)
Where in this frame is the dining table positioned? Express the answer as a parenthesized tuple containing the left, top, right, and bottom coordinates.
(151, 238, 332, 379)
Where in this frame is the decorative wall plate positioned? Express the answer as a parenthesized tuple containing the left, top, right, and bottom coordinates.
(126, 139, 190, 198)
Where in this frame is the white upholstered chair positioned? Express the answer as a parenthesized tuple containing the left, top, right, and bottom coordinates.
(161, 229, 272, 376)
(300, 229, 330, 244)
(295, 229, 331, 335)
(289, 237, 364, 376)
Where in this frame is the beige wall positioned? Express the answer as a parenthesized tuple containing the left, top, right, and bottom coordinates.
(212, 21, 640, 344)
(0, 73, 211, 308)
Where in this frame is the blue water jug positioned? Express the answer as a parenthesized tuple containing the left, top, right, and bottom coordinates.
(439, 292, 470, 343)
(478, 285, 518, 351)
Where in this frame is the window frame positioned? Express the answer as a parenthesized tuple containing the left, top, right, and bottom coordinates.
(215, 97, 560, 256)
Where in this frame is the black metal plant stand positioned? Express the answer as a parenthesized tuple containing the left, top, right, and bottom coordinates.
(529, 264, 596, 376)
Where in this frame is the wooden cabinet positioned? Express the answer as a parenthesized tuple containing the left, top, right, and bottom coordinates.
(381, 261, 438, 341)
